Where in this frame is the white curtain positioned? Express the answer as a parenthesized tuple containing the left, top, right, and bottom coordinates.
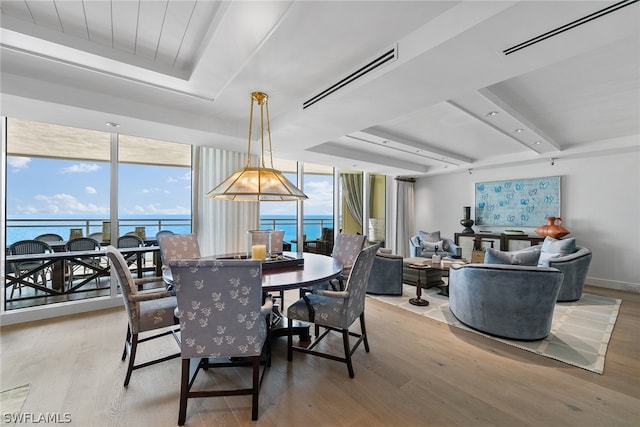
(193, 146, 259, 256)
(395, 178, 415, 257)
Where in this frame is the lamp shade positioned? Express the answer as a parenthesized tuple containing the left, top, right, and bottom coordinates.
(207, 167, 308, 202)
(208, 92, 308, 202)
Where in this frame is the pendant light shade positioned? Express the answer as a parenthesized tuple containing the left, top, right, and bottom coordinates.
(208, 92, 308, 202)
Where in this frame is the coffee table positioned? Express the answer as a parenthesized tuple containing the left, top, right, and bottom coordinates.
(423, 258, 468, 296)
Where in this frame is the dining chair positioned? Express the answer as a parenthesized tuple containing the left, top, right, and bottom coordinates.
(105, 246, 180, 387)
(170, 258, 272, 424)
(65, 237, 103, 289)
(157, 233, 201, 293)
(117, 234, 146, 277)
(287, 244, 378, 378)
(7, 239, 54, 298)
(34, 233, 64, 243)
(154, 229, 175, 241)
(299, 233, 367, 297)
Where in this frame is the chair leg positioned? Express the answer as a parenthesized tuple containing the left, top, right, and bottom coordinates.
(178, 358, 190, 426)
(251, 356, 260, 421)
(342, 329, 354, 378)
(122, 326, 131, 361)
(360, 313, 370, 352)
(287, 317, 294, 361)
(124, 333, 138, 386)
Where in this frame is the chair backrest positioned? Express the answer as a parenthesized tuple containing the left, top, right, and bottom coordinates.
(9, 240, 53, 256)
(117, 235, 144, 248)
(88, 232, 104, 241)
(169, 259, 267, 359)
(34, 233, 64, 243)
(331, 233, 367, 270)
(105, 246, 138, 328)
(320, 227, 334, 243)
(157, 233, 201, 267)
(66, 237, 101, 252)
(340, 244, 379, 328)
(155, 230, 175, 241)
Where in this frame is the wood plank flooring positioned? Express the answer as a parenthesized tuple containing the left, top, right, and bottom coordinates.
(1, 284, 639, 426)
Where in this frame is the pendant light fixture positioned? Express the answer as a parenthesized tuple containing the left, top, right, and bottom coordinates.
(207, 91, 308, 202)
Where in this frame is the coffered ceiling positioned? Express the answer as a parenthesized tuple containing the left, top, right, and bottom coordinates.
(1, 0, 638, 177)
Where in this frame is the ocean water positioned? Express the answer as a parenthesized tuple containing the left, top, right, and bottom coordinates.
(6, 215, 334, 246)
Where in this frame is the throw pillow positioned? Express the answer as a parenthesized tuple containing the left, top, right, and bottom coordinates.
(410, 235, 421, 247)
(538, 251, 561, 267)
(541, 236, 576, 256)
(421, 240, 443, 252)
(485, 247, 541, 266)
(419, 230, 441, 243)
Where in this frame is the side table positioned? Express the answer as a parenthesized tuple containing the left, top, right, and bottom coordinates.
(406, 263, 432, 306)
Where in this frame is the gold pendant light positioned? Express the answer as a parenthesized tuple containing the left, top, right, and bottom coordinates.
(207, 92, 308, 202)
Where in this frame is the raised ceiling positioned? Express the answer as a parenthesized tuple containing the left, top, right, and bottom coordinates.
(1, 0, 639, 177)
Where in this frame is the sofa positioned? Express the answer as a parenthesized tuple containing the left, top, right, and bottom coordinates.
(366, 249, 403, 296)
(484, 236, 592, 302)
(449, 263, 564, 340)
(409, 230, 461, 258)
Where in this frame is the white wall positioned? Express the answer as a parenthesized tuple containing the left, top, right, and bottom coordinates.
(414, 149, 640, 292)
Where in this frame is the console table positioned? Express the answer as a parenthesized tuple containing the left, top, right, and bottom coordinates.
(454, 233, 544, 261)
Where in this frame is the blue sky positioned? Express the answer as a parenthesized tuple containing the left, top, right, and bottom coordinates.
(6, 156, 191, 217)
(6, 156, 333, 217)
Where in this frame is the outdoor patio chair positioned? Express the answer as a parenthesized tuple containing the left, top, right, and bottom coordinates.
(7, 240, 54, 299)
(66, 237, 103, 289)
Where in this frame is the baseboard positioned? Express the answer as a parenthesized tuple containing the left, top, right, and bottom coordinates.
(0, 296, 123, 326)
(586, 277, 640, 293)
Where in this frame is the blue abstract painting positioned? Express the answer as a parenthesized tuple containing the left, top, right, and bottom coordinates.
(475, 176, 561, 227)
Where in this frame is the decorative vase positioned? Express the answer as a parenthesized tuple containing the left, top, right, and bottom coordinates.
(535, 216, 570, 239)
(460, 206, 475, 234)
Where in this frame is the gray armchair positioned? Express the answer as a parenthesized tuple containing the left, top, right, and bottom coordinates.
(366, 249, 403, 296)
(537, 245, 592, 302)
(409, 230, 461, 258)
(449, 263, 564, 340)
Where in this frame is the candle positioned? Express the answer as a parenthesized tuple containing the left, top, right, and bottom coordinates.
(251, 244, 267, 261)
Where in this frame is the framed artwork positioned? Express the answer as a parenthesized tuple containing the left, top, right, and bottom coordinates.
(475, 176, 561, 227)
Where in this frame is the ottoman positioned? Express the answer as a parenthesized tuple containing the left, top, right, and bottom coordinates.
(402, 257, 444, 287)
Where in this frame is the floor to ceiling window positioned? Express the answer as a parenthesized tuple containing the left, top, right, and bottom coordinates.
(3, 117, 192, 312)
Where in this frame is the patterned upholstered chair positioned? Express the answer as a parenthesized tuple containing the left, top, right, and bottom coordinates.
(105, 246, 180, 386)
(157, 233, 201, 293)
(328, 233, 367, 291)
(287, 244, 378, 378)
(170, 259, 272, 424)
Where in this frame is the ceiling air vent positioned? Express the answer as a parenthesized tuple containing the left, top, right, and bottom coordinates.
(503, 0, 638, 55)
(303, 46, 398, 109)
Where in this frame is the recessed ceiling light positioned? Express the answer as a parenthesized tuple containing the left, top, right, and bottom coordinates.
(105, 122, 120, 128)
(513, 128, 524, 133)
(485, 111, 499, 117)
(534, 141, 542, 145)
(382, 140, 389, 144)
(416, 149, 422, 153)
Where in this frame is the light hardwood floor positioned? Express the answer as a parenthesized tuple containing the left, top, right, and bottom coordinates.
(1, 285, 639, 426)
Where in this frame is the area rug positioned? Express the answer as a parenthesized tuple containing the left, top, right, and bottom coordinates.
(1, 383, 30, 426)
(368, 285, 621, 374)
